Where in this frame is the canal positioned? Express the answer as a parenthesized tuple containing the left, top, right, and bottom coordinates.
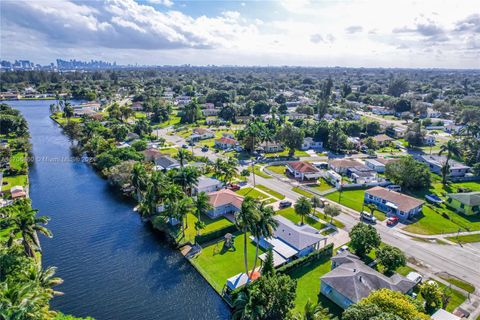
(10, 100, 230, 320)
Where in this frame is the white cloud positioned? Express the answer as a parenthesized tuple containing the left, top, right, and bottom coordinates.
(1, 0, 479, 68)
(147, 0, 174, 7)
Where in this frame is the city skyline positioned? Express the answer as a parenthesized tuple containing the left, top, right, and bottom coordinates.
(1, 0, 479, 69)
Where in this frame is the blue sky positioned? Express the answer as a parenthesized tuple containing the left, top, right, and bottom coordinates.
(1, 0, 479, 68)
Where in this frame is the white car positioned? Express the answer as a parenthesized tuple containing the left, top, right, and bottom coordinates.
(336, 245, 349, 255)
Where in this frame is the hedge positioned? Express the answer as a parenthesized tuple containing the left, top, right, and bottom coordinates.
(277, 243, 334, 274)
(195, 224, 239, 245)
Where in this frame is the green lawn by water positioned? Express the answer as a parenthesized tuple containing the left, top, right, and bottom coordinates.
(190, 232, 262, 293)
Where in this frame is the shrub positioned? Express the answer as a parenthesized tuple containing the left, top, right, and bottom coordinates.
(277, 243, 333, 274)
(195, 224, 238, 245)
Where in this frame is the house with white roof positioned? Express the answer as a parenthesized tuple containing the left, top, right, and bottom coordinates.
(300, 137, 323, 150)
(255, 215, 327, 267)
(416, 155, 470, 177)
(194, 177, 223, 194)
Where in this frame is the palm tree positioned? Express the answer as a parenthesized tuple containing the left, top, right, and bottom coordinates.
(250, 202, 278, 278)
(311, 196, 322, 213)
(26, 264, 64, 297)
(235, 197, 260, 276)
(6, 209, 52, 258)
(439, 140, 461, 185)
(131, 163, 148, 201)
(222, 157, 238, 187)
(294, 196, 312, 225)
(0, 281, 52, 320)
(194, 192, 212, 236)
(172, 166, 200, 196)
(176, 196, 194, 239)
(177, 148, 189, 168)
(232, 290, 263, 320)
(300, 299, 330, 320)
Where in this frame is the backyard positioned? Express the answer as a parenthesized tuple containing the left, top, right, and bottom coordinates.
(168, 213, 233, 244)
(190, 232, 262, 293)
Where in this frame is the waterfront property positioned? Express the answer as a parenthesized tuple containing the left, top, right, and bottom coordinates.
(320, 252, 416, 309)
(207, 189, 244, 218)
(286, 161, 322, 181)
(153, 155, 180, 171)
(364, 186, 424, 221)
(446, 192, 480, 215)
(255, 215, 327, 267)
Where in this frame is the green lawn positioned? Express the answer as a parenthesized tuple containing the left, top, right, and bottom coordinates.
(256, 184, 285, 200)
(292, 187, 314, 198)
(265, 149, 309, 158)
(158, 147, 179, 156)
(267, 165, 287, 175)
(251, 165, 271, 179)
(446, 233, 480, 244)
(158, 115, 181, 128)
(276, 207, 327, 230)
(288, 258, 342, 317)
(190, 232, 262, 293)
(309, 178, 334, 193)
(438, 274, 475, 293)
(236, 187, 270, 200)
(403, 182, 480, 234)
(325, 189, 386, 221)
(1, 175, 28, 191)
(9, 151, 27, 171)
(169, 213, 232, 244)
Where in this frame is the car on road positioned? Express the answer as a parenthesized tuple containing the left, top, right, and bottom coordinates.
(182, 144, 188, 149)
(386, 216, 399, 226)
(279, 200, 292, 209)
(201, 146, 209, 152)
(361, 211, 377, 224)
(229, 184, 241, 191)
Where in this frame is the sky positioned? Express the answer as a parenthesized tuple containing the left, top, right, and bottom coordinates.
(1, 0, 479, 68)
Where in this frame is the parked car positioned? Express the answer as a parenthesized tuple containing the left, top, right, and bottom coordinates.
(387, 184, 402, 192)
(229, 184, 240, 191)
(279, 200, 292, 208)
(182, 144, 188, 149)
(425, 194, 443, 204)
(201, 146, 209, 152)
(336, 245, 349, 255)
(361, 211, 377, 224)
(386, 216, 399, 226)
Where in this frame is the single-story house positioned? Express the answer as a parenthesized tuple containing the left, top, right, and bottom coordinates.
(10, 186, 27, 199)
(392, 127, 406, 138)
(190, 128, 215, 141)
(431, 309, 461, 320)
(416, 155, 470, 177)
(446, 192, 480, 215)
(207, 189, 244, 218)
(143, 148, 164, 162)
(321, 252, 416, 310)
(364, 186, 424, 221)
(370, 106, 394, 115)
(286, 161, 322, 181)
(194, 176, 223, 195)
(202, 108, 219, 116)
(214, 137, 238, 150)
(372, 134, 395, 147)
(256, 215, 327, 266)
(258, 141, 283, 153)
(154, 156, 180, 171)
(349, 167, 378, 184)
(364, 157, 398, 173)
(329, 158, 363, 174)
(300, 137, 323, 150)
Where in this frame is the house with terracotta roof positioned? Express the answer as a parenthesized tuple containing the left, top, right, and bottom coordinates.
(207, 189, 244, 218)
(10, 186, 27, 199)
(371, 134, 395, 147)
(190, 128, 215, 141)
(364, 186, 424, 220)
(286, 161, 322, 181)
(214, 136, 238, 150)
(143, 148, 164, 162)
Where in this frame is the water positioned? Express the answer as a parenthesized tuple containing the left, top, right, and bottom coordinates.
(8, 100, 230, 320)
